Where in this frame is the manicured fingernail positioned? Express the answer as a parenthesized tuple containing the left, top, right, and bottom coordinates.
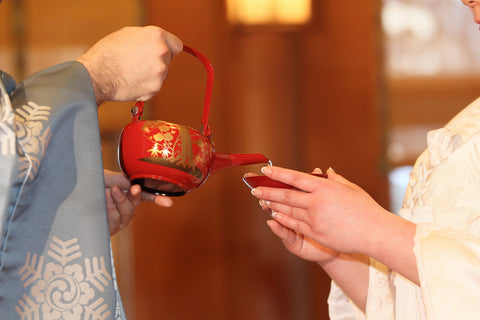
(271, 211, 278, 218)
(261, 166, 272, 175)
(328, 167, 335, 173)
(259, 200, 270, 209)
(258, 200, 264, 209)
(251, 188, 263, 197)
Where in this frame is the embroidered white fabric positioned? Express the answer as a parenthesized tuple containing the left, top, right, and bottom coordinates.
(328, 97, 480, 319)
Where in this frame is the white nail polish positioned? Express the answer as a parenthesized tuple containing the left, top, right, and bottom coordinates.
(258, 200, 264, 209)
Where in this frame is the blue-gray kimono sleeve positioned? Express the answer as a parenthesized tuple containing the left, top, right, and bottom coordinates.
(0, 61, 126, 319)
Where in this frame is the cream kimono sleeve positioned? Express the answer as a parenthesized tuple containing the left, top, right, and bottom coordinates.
(415, 222, 480, 319)
(328, 281, 366, 320)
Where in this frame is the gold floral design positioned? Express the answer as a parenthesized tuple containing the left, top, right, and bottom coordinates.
(194, 135, 209, 168)
(141, 121, 207, 179)
(143, 122, 177, 158)
(15, 237, 112, 320)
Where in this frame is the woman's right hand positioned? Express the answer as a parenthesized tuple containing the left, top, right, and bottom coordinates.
(255, 168, 341, 265)
(252, 168, 371, 311)
(266, 215, 340, 265)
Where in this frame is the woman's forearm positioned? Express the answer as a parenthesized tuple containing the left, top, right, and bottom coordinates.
(320, 214, 418, 313)
(366, 212, 419, 286)
(320, 252, 370, 312)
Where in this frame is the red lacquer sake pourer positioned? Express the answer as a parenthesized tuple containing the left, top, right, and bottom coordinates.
(118, 45, 269, 196)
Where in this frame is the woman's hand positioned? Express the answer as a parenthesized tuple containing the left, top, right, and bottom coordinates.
(77, 26, 183, 105)
(247, 168, 375, 310)
(266, 217, 340, 264)
(104, 169, 173, 236)
(251, 166, 387, 255)
(246, 169, 340, 265)
(250, 166, 418, 285)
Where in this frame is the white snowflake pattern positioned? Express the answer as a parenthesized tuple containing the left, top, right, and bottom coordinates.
(15, 101, 52, 180)
(0, 83, 15, 156)
(15, 237, 112, 320)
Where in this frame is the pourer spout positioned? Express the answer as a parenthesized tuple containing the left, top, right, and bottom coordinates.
(211, 153, 269, 175)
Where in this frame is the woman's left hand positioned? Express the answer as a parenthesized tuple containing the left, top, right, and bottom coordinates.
(104, 169, 173, 235)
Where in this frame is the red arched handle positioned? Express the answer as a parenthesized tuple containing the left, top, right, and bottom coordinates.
(182, 45, 214, 137)
(131, 101, 144, 122)
(131, 46, 214, 137)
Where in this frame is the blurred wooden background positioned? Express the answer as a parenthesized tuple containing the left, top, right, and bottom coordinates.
(5, 0, 477, 319)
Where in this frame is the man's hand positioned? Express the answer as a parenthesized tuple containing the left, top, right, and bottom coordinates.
(77, 26, 183, 105)
(104, 169, 173, 236)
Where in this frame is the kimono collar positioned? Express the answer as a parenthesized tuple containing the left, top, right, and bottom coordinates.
(427, 97, 480, 168)
(0, 71, 16, 94)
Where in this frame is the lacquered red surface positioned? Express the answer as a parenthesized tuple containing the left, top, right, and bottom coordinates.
(119, 119, 215, 192)
(243, 173, 328, 190)
(183, 45, 214, 136)
(118, 46, 270, 195)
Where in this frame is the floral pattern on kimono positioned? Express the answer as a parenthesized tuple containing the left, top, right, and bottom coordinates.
(0, 62, 125, 320)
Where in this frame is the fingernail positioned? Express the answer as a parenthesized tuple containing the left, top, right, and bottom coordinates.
(258, 200, 264, 209)
(328, 167, 335, 173)
(131, 185, 141, 196)
(312, 167, 323, 174)
(271, 211, 279, 218)
(251, 188, 261, 196)
(258, 200, 271, 210)
(261, 166, 272, 175)
(251, 188, 262, 197)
